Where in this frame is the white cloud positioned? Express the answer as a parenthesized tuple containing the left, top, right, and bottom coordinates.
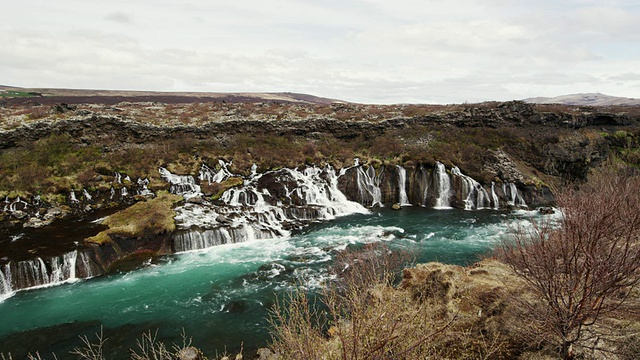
(104, 11, 133, 24)
(0, 0, 639, 103)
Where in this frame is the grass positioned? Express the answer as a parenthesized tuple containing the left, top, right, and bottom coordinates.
(0, 90, 39, 98)
(85, 192, 182, 244)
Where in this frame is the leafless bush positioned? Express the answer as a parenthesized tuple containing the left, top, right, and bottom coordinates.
(70, 327, 107, 360)
(130, 330, 172, 360)
(499, 168, 640, 359)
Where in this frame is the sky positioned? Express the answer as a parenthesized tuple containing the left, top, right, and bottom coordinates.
(1, 0, 639, 104)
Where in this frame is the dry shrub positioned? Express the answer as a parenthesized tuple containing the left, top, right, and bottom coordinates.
(268, 244, 518, 359)
(499, 166, 640, 359)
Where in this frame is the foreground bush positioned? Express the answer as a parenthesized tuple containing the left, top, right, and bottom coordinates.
(268, 244, 520, 359)
(499, 167, 640, 359)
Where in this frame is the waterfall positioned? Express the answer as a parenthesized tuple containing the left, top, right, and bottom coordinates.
(82, 189, 92, 202)
(451, 167, 491, 210)
(434, 162, 452, 209)
(137, 178, 154, 196)
(491, 182, 500, 210)
(503, 183, 527, 208)
(173, 164, 368, 252)
(79, 251, 97, 278)
(0, 265, 12, 299)
(0, 250, 80, 298)
(115, 172, 122, 184)
(159, 167, 201, 196)
(355, 166, 383, 207)
(70, 190, 79, 203)
(50, 251, 77, 283)
(174, 228, 234, 252)
(397, 165, 411, 206)
(200, 160, 233, 184)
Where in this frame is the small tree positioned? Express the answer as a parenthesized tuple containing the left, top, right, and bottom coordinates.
(500, 169, 640, 359)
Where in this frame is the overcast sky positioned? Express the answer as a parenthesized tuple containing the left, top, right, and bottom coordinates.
(1, 0, 639, 103)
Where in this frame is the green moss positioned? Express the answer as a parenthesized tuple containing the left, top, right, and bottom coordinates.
(85, 192, 183, 245)
(210, 177, 244, 201)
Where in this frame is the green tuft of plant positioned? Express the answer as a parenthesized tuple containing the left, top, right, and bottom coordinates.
(85, 192, 182, 244)
(204, 177, 244, 201)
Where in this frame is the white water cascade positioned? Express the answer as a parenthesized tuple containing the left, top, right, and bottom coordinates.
(397, 165, 411, 206)
(503, 183, 527, 208)
(434, 162, 452, 209)
(0, 250, 82, 300)
(451, 167, 491, 210)
(137, 178, 154, 196)
(173, 164, 368, 253)
(355, 166, 383, 207)
(199, 160, 234, 184)
(490, 182, 500, 210)
(159, 168, 201, 196)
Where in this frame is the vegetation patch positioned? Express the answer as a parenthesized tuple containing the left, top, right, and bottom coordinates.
(85, 192, 182, 244)
(202, 177, 244, 200)
(0, 90, 40, 98)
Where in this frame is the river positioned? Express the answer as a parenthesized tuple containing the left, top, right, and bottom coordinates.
(0, 207, 537, 358)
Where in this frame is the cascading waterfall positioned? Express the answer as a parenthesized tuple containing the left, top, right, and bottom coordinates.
(159, 168, 201, 196)
(0, 250, 81, 299)
(69, 190, 78, 203)
(491, 182, 500, 210)
(137, 178, 154, 196)
(397, 165, 411, 206)
(355, 166, 383, 207)
(199, 160, 233, 184)
(79, 252, 97, 278)
(451, 167, 491, 210)
(503, 183, 527, 208)
(434, 162, 452, 209)
(0, 265, 12, 299)
(2, 160, 539, 299)
(172, 164, 368, 253)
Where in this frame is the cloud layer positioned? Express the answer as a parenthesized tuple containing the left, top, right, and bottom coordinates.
(1, 0, 639, 103)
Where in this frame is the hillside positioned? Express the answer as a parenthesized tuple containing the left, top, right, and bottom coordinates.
(524, 93, 640, 106)
(0, 86, 340, 105)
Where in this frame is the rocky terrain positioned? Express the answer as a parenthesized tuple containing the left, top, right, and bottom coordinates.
(1, 91, 639, 296)
(1, 89, 640, 359)
(524, 92, 640, 106)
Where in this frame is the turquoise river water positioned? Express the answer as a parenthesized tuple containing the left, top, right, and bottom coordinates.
(0, 207, 538, 358)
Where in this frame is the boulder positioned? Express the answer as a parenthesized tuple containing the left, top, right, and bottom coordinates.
(537, 206, 555, 215)
(11, 210, 27, 220)
(175, 346, 202, 360)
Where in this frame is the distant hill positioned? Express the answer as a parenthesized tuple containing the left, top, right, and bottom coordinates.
(0, 86, 341, 105)
(523, 93, 640, 106)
